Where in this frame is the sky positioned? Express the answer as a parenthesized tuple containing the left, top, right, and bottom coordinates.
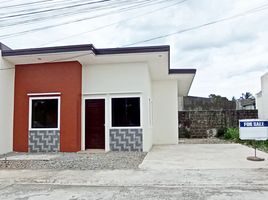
(1, 0, 268, 100)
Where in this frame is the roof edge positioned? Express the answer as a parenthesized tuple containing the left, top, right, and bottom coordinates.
(0, 43, 12, 51)
(186, 72, 196, 95)
(2, 44, 95, 56)
(1, 42, 170, 57)
(256, 91, 262, 97)
(95, 45, 170, 55)
(169, 68, 196, 74)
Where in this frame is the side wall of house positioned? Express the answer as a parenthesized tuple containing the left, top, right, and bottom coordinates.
(82, 62, 152, 152)
(260, 73, 268, 119)
(152, 80, 178, 144)
(13, 61, 82, 152)
(0, 53, 15, 154)
(256, 93, 263, 119)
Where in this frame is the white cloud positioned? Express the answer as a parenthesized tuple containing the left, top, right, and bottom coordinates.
(1, 0, 268, 99)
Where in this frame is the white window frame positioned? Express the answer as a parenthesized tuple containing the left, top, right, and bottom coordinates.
(29, 96, 61, 131)
(110, 95, 142, 129)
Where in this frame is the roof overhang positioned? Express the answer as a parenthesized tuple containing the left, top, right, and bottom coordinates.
(1, 43, 196, 96)
(168, 68, 196, 96)
(256, 91, 262, 98)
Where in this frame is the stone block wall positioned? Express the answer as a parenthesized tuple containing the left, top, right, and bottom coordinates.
(181, 96, 236, 111)
(179, 110, 258, 138)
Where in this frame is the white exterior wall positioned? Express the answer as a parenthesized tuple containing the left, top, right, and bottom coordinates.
(178, 96, 183, 111)
(152, 80, 178, 144)
(0, 53, 14, 154)
(260, 73, 268, 119)
(82, 62, 152, 152)
(256, 94, 263, 118)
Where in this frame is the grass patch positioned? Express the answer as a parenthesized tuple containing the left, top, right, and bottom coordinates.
(241, 140, 268, 153)
(218, 127, 268, 153)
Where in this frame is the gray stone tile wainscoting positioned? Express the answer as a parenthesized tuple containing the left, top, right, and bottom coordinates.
(110, 129, 142, 151)
(29, 130, 60, 152)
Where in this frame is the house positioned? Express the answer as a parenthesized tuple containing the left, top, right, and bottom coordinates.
(0, 42, 196, 154)
(256, 72, 268, 119)
(236, 98, 256, 110)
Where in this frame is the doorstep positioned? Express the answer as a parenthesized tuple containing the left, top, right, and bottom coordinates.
(0, 153, 59, 161)
(77, 149, 106, 154)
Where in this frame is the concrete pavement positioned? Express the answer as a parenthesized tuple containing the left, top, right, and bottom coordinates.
(0, 168, 268, 199)
(139, 144, 268, 170)
(0, 143, 268, 199)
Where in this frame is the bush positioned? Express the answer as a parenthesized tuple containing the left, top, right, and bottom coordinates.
(224, 127, 239, 141)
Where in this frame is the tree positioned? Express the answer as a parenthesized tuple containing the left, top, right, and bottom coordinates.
(240, 92, 254, 100)
(232, 96, 236, 102)
(208, 94, 228, 103)
(209, 94, 222, 99)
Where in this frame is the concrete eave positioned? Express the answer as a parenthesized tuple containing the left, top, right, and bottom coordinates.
(1, 42, 196, 96)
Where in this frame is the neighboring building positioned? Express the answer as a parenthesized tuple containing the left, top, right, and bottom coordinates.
(178, 96, 236, 111)
(256, 72, 268, 119)
(236, 98, 256, 110)
(0, 42, 196, 154)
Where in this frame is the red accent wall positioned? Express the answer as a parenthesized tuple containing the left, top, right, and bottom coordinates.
(13, 61, 82, 152)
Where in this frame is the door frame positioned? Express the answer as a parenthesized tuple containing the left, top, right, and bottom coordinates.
(82, 95, 109, 151)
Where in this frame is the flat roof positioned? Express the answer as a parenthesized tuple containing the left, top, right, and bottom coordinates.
(0, 42, 196, 75)
(1, 43, 170, 56)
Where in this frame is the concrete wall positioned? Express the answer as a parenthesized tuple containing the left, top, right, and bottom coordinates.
(179, 110, 258, 138)
(82, 62, 153, 151)
(260, 73, 268, 119)
(152, 80, 178, 144)
(181, 96, 236, 111)
(0, 53, 14, 154)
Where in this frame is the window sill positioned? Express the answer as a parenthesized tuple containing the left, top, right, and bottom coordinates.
(110, 127, 142, 129)
(29, 128, 60, 131)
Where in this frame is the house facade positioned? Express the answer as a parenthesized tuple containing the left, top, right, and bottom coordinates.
(0, 43, 196, 154)
(256, 72, 268, 119)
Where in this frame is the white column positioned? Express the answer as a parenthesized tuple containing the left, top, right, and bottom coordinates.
(0, 52, 15, 154)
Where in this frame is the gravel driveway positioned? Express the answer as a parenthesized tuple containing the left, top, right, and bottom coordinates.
(0, 152, 146, 170)
(0, 138, 234, 170)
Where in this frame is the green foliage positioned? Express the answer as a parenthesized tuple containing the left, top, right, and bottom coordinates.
(242, 140, 268, 153)
(222, 127, 268, 153)
(224, 127, 239, 141)
(209, 94, 222, 99)
(209, 94, 229, 103)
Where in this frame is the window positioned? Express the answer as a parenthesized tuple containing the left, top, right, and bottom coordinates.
(30, 97, 60, 129)
(112, 97, 140, 127)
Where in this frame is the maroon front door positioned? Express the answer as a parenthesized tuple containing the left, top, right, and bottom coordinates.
(85, 99, 105, 149)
